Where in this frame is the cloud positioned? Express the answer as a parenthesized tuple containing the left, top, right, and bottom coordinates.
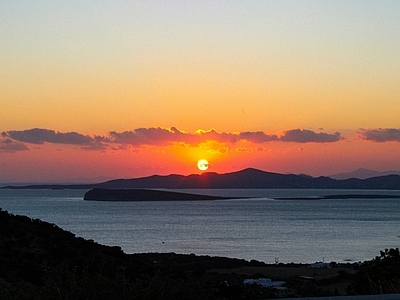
(109, 127, 189, 146)
(2, 127, 345, 153)
(109, 127, 281, 146)
(81, 143, 109, 151)
(0, 138, 29, 153)
(195, 129, 238, 143)
(108, 127, 239, 146)
(217, 147, 229, 154)
(238, 131, 278, 143)
(359, 128, 400, 142)
(3, 128, 95, 144)
(280, 129, 343, 143)
(1, 128, 108, 150)
(236, 147, 254, 152)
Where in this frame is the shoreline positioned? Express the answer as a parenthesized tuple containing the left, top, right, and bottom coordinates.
(83, 188, 400, 202)
(83, 188, 236, 201)
(273, 194, 400, 200)
(0, 207, 393, 298)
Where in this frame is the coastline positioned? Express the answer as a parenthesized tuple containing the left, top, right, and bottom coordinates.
(2, 206, 400, 298)
(273, 194, 400, 200)
(83, 188, 400, 202)
(83, 188, 235, 201)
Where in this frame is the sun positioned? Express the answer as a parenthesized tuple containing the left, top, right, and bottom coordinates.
(197, 159, 209, 171)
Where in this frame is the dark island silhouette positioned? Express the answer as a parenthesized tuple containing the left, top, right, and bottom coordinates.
(3, 168, 400, 190)
(273, 194, 400, 200)
(83, 188, 400, 202)
(84, 188, 232, 201)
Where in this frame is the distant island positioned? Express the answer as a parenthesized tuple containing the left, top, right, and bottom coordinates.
(273, 194, 400, 200)
(83, 188, 400, 202)
(2, 168, 400, 190)
(84, 188, 232, 201)
(329, 168, 400, 180)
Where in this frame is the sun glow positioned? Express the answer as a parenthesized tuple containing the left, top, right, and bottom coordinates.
(197, 159, 209, 171)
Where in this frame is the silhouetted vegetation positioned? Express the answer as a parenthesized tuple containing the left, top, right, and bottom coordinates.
(0, 208, 278, 299)
(3, 207, 395, 299)
(348, 248, 400, 295)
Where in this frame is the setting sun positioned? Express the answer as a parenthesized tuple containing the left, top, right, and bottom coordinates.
(1, 1, 400, 182)
(197, 159, 209, 171)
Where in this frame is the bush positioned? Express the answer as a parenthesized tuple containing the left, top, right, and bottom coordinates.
(348, 248, 400, 295)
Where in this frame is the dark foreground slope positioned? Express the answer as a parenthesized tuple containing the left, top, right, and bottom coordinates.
(2, 208, 400, 298)
(0, 207, 274, 300)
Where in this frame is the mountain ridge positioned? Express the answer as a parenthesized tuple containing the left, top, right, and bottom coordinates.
(329, 168, 400, 180)
(2, 167, 400, 190)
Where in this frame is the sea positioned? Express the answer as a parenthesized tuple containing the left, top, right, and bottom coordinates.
(0, 188, 399, 264)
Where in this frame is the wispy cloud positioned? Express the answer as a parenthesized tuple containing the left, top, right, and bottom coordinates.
(2, 128, 101, 145)
(1, 128, 108, 151)
(359, 128, 400, 142)
(108, 128, 296, 146)
(280, 129, 343, 143)
(0, 138, 29, 152)
(238, 131, 279, 143)
(109, 127, 189, 146)
(195, 129, 239, 144)
(1, 127, 345, 153)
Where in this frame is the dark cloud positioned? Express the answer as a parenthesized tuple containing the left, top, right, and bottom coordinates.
(238, 131, 278, 143)
(109, 127, 239, 146)
(280, 129, 343, 143)
(109, 128, 279, 146)
(359, 128, 400, 142)
(2, 127, 345, 153)
(3, 128, 95, 145)
(81, 143, 109, 151)
(0, 138, 29, 152)
(2, 128, 108, 150)
(109, 127, 189, 146)
(196, 129, 238, 143)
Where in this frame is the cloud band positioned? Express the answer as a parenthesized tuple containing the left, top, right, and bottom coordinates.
(359, 128, 400, 142)
(1, 127, 346, 153)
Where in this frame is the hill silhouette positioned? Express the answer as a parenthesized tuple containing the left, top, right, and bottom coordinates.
(6, 207, 398, 298)
(3, 168, 400, 190)
(330, 168, 400, 180)
(0, 207, 277, 299)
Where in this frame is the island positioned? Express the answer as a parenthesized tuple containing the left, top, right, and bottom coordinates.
(83, 188, 233, 201)
(272, 194, 400, 200)
(84, 188, 400, 202)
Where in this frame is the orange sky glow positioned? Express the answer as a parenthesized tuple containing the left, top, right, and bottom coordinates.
(1, 1, 399, 183)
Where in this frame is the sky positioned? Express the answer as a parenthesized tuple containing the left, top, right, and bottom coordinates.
(1, 0, 400, 183)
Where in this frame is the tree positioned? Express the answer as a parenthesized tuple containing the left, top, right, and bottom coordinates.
(348, 248, 400, 295)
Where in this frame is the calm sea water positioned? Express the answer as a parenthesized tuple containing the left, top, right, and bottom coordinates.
(0, 188, 399, 264)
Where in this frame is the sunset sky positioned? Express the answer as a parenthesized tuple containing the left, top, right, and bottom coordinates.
(1, 1, 399, 183)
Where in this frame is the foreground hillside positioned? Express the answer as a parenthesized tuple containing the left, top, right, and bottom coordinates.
(0, 207, 267, 299)
(1, 207, 399, 299)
